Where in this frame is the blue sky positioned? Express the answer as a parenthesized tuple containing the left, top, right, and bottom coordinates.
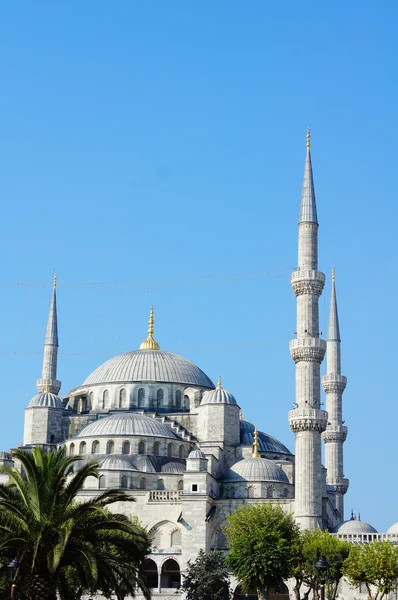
(0, 2, 397, 531)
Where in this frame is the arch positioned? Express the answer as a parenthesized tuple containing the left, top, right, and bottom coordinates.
(266, 485, 274, 499)
(160, 558, 180, 590)
(106, 440, 115, 454)
(153, 441, 160, 456)
(178, 479, 183, 491)
(170, 528, 182, 546)
(157, 478, 165, 490)
(167, 443, 172, 458)
(119, 388, 127, 409)
(79, 441, 86, 455)
(140, 476, 146, 490)
(120, 475, 128, 489)
(88, 391, 94, 410)
(99, 474, 106, 489)
(122, 441, 131, 455)
(69, 443, 75, 456)
(138, 441, 146, 455)
(176, 390, 182, 408)
(138, 387, 145, 408)
(156, 388, 164, 408)
(184, 394, 189, 408)
(247, 485, 255, 498)
(92, 440, 100, 454)
(102, 389, 109, 409)
(179, 445, 184, 459)
(143, 558, 158, 589)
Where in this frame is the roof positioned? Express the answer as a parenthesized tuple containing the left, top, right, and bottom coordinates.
(160, 461, 185, 474)
(201, 387, 237, 405)
(334, 519, 377, 534)
(240, 420, 291, 454)
(387, 522, 398, 534)
(28, 392, 64, 409)
(100, 457, 136, 471)
(82, 349, 214, 388)
(188, 449, 206, 459)
(224, 457, 289, 483)
(75, 413, 179, 439)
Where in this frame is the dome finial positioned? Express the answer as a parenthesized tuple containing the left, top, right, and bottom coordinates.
(240, 408, 243, 420)
(217, 376, 222, 390)
(332, 265, 335, 281)
(45, 380, 50, 394)
(252, 427, 260, 458)
(306, 125, 311, 149)
(53, 270, 57, 288)
(140, 306, 160, 351)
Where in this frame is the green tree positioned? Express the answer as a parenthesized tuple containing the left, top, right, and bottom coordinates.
(343, 540, 398, 600)
(181, 549, 231, 600)
(0, 447, 151, 600)
(291, 528, 351, 600)
(224, 503, 299, 600)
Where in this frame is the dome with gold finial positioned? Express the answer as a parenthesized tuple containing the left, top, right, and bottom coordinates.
(140, 307, 160, 351)
(200, 377, 237, 405)
(28, 380, 64, 409)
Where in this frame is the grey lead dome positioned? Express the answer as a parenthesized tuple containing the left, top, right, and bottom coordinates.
(201, 387, 237, 405)
(83, 349, 214, 388)
(76, 412, 179, 439)
(224, 457, 289, 483)
(28, 392, 64, 409)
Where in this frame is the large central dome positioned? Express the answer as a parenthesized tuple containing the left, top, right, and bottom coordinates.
(83, 349, 214, 388)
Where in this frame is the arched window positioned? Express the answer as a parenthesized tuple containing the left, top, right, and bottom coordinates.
(106, 440, 115, 454)
(283, 487, 289, 498)
(157, 389, 164, 408)
(69, 443, 75, 456)
(92, 440, 100, 454)
(121, 475, 128, 489)
(153, 441, 160, 456)
(178, 479, 183, 491)
(89, 392, 94, 410)
(149, 527, 162, 547)
(217, 530, 227, 549)
(119, 388, 127, 409)
(50, 434, 55, 444)
(167, 443, 172, 458)
(140, 477, 146, 490)
(122, 441, 130, 455)
(171, 528, 182, 546)
(102, 389, 109, 409)
(247, 485, 255, 498)
(77, 399, 83, 414)
(266, 485, 274, 499)
(184, 394, 189, 408)
(176, 390, 182, 408)
(79, 441, 86, 455)
(161, 559, 180, 590)
(99, 475, 106, 489)
(138, 441, 145, 455)
(179, 445, 184, 459)
(143, 559, 158, 589)
(157, 479, 164, 490)
(138, 388, 145, 408)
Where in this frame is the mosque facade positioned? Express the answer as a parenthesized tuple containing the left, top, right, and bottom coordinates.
(8, 132, 398, 599)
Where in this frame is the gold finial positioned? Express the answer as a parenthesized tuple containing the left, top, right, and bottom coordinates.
(140, 306, 160, 351)
(239, 408, 243, 420)
(45, 380, 50, 393)
(217, 376, 222, 390)
(306, 126, 311, 149)
(53, 271, 57, 288)
(252, 427, 260, 458)
(332, 266, 335, 281)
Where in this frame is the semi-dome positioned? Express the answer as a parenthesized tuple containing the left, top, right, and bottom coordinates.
(224, 457, 289, 483)
(82, 349, 214, 388)
(201, 378, 237, 405)
(387, 522, 398, 534)
(28, 392, 64, 409)
(76, 413, 179, 439)
(188, 449, 206, 459)
(334, 519, 377, 534)
(100, 457, 136, 471)
(161, 461, 185, 474)
(240, 420, 291, 455)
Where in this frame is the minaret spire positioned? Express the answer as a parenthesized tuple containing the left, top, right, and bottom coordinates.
(36, 273, 61, 394)
(289, 130, 327, 529)
(140, 307, 160, 350)
(322, 268, 348, 519)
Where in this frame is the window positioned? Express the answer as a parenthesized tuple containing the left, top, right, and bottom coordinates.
(184, 394, 189, 408)
(192, 484, 198, 492)
(171, 528, 182, 546)
(50, 434, 55, 443)
(69, 443, 75, 456)
(283, 487, 289, 498)
(121, 475, 128, 489)
(92, 440, 100, 454)
(89, 392, 94, 410)
(122, 441, 130, 455)
(106, 440, 115, 454)
(138, 388, 145, 408)
(138, 441, 146, 455)
(217, 530, 227, 549)
(99, 475, 105, 489)
(102, 389, 109, 409)
(178, 479, 183, 491)
(179, 445, 184, 459)
(176, 390, 182, 408)
(79, 441, 86, 455)
(247, 485, 254, 498)
(119, 388, 127, 409)
(167, 443, 172, 458)
(160, 559, 181, 590)
(153, 441, 160, 456)
(266, 485, 274, 499)
(143, 559, 158, 589)
(150, 527, 162, 547)
(157, 389, 164, 408)
(140, 477, 146, 490)
(157, 479, 165, 490)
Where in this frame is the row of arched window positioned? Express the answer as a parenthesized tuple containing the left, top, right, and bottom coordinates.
(97, 475, 184, 491)
(143, 558, 181, 590)
(69, 440, 187, 458)
(89, 388, 187, 410)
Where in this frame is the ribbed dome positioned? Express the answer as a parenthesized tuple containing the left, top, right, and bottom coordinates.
(201, 388, 237, 405)
(100, 457, 136, 471)
(224, 457, 289, 483)
(188, 450, 206, 459)
(387, 522, 398, 534)
(161, 461, 185, 474)
(28, 392, 64, 409)
(82, 350, 214, 388)
(76, 413, 179, 439)
(334, 519, 377, 534)
(240, 420, 291, 455)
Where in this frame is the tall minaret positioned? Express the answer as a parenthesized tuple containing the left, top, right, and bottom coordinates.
(36, 273, 61, 394)
(322, 268, 348, 518)
(289, 129, 328, 529)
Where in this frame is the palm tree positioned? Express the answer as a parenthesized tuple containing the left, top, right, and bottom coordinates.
(0, 447, 151, 600)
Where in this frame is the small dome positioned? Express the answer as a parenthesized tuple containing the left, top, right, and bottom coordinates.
(76, 413, 179, 439)
(240, 420, 291, 455)
(28, 392, 64, 409)
(387, 522, 398, 534)
(188, 449, 206, 459)
(100, 457, 136, 471)
(201, 378, 237, 405)
(334, 519, 377, 534)
(224, 457, 289, 483)
(161, 461, 185, 474)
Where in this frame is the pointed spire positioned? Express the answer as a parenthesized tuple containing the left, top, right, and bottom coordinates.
(328, 267, 341, 342)
(45, 272, 58, 347)
(217, 376, 222, 390)
(299, 127, 318, 224)
(37, 274, 61, 394)
(252, 427, 260, 458)
(140, 306, 160, 350)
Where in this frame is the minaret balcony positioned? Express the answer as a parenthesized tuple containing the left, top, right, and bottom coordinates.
(36, 378, 61, 395)
(288, 407, 328, 433)
(327, 478, 349, 495)
(322, 425, 348, 443)
(289, 338, 326, 364)
(290, 270, 325, 297)
(322, 374, 347, 393)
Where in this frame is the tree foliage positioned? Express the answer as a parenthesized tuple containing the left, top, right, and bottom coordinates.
(224, 503, 300, 600)
(343, 540, 398, 600)
(0, 447, 151, 600)
(181, 549, 231, 600)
